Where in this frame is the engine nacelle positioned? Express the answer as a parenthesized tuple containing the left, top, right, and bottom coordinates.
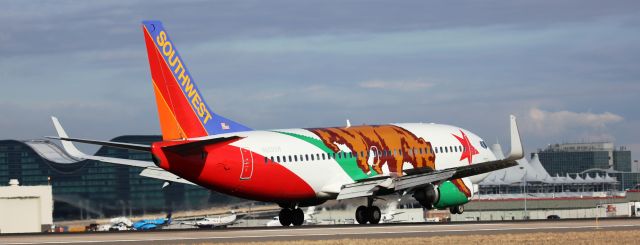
(414, 178, 474, 210)
(412, 184, 439, 209)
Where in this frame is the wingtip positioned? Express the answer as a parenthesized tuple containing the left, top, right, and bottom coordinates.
(506, 114, 524, 161)
(47, 117, 86, 158)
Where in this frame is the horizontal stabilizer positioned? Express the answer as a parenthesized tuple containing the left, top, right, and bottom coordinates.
(161, 136, 241, 153)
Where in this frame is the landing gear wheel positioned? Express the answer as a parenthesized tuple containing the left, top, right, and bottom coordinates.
(355, 206, 368, 224)
(279, 208, 292, 226)
(291, 208, 304, 226)
(449, 205, 464, 215)
(368, 206, 381, 224)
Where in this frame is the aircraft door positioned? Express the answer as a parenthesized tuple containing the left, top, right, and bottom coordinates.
(239, 148, 254, 180)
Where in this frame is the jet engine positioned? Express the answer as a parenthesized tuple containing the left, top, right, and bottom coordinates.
(412, 184, 439, 209)
(413, 179, 473, 210)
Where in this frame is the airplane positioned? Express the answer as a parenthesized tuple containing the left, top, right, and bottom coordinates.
(131, 213, 172, 230)
(193, 211, 239, 228)
(47, 20, 524, 227)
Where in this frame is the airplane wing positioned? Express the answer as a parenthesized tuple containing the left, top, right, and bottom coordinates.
(47, 116, 196, 185)
(336, 115, 523, 200)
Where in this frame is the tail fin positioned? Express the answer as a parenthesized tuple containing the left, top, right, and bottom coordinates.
(142, 20, 251, 140)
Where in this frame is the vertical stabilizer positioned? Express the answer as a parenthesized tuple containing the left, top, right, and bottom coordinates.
(141, 21, 251, 140)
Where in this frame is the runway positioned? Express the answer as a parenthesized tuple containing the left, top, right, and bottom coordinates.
(3, 218, 640, 244)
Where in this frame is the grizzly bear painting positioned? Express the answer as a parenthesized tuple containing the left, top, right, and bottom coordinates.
(308, 125, 435, 176)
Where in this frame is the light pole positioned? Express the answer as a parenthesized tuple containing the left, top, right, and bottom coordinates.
(520, 167, 528, 220)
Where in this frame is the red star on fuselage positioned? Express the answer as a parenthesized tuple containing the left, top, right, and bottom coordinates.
(452, 130, 479, 165)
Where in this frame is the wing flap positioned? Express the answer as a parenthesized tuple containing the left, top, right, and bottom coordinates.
(337, 178, 389, 200)
(46, 136, 151, 152)
(395, 169, 456, 190)
(140, 167, 196, 185)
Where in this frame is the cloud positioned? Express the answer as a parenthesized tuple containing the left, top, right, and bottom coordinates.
(358, 80, 434, 91)
(525, 107, 623, 136)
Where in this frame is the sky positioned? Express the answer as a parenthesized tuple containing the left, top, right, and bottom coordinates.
(0, 0, 639, 160)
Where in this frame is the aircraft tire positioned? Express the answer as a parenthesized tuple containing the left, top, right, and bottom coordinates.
(449, 206, 457, 214)
(279, 208, 292, 226)
(355, 205, 368, 224)
(292, 208, 304, 226)
(456, 205, 464, 214)
(368, 206, 381, 224)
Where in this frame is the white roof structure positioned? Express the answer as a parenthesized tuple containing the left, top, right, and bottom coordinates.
(480, 144, 618, 186)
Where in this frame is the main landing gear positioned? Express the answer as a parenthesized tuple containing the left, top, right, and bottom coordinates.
(279, 207, 304, 226)
(355, 198, 381, 224)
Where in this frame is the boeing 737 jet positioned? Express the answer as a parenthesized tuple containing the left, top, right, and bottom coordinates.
(49, 21, 524, 226)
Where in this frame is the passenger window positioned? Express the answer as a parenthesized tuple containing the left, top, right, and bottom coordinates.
(264, 156, 268, 163)
(311, 154, 315, 161)
(277, 156, 281, 162)
(288, 155, 292, 162)
(282, 156, 287, 163)
(294, 155, 298, 162)
(305, 154, 309, 161)
(270, 156, 274, 162)
(388, 150, 392, 156)
(445, 147, 448, 153)
(398, 149, 403, 156)
(425, 148, 429, 154)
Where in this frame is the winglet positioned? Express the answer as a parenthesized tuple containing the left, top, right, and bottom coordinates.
(50, 116, 88, 159)
(505, 115, 524, 161)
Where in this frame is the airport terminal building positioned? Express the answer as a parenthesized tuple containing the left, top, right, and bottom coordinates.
(0, 136, 240, 220)
(536, 142, 640, 190)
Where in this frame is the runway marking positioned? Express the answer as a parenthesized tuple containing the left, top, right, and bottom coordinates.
(5, 224, 640, 244)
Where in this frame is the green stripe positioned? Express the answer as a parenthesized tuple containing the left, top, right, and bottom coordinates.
(276, 131, 377, 181)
